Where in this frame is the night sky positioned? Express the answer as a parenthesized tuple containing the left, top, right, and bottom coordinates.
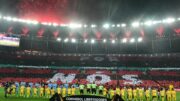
(0, 0, 180, 24)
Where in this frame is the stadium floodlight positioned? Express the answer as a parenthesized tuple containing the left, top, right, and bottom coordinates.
(117, 24, 120, 27)
(144, 20, 153, 26)
(163, 18, 175, 23)
(64, 38, 69, 43)
(71, 38, 76, 43)
(152, 20, 162, 24)
(130, 38, 135, 43)
(41, 22, 49, 25)
(112, 40, 115, 44)
(57, 38, 61, 42)
(103, 23, 110, 29)
(137, 37, 143, 42)
(121, 23, 126, 27)
(112, 24, 115, 27)
(91, 39, 95, 44)
(12, 18, 18, 22)
(178, 18, 180, 21)
(60, 24, 68, 27)
(103, 39, 107, 43)
(84, 24, 87, 28)
(52, 23, 58, 27)
(122, 38, 127, 43)
(132, 22, 140, 27)
(84, 39, 88, 43)
(4, 16, 13, 21)
(91, 24, 96, 28)
(0, 15, 2, 19)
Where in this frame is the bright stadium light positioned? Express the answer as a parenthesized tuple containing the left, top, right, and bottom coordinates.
(4, 16, 13, 21)
(69, 23, 82, 28)
(71, 38, 76, 43)
(64, 38, 69, 43)
(163, 18, 175, 23)
(121, 23, 126, 27)
(112, 40, 115, 44)
(84, 24, 88, 28)
(144, 20, 153, 26)
(57, 38, 61, 42)
(137, 37, 143, 42)
(117, 24, 120, 27)
(12, 18, 18, 22)
(91, 39, 95, 44)
(122, 38, 127, 43)
(91, 24, 96, 28)
(132, 22, 140, 27)
(103, 23, 110, 29)
(152, 20, 162, 24)
(0, 15, 2, 19)
(84, 39, 88, 43)
(103, 39, 107, 43)
(130, 38, 135, 43)
(112, 24, 115, 27)
(52, 23, 58, 27)
(178, 18, 180, 21)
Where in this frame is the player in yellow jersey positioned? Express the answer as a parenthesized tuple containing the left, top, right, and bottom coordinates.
(11, 84, 16, 96)
(39, 86, 44, 97)
(71, 86, 76, 96)
(166, 88, 171, 101)
(152, 88, 158, 101)
(26, 86, 31, 98)
(109, 89, 115, 99)
(50, 87, 55, 96)
(133, 87, 138, 101)
(145, 88, 150, 101)
(67, 87, 72, 96)
(139, 87, 144, 101)
(20, 85, 25, 97)
(33, 86, 38, 97)
(171, 88, 176, 101)
(169, 84, 174, 91)
(127, 87, 133, 101)
(57, 86, 61, 95)
(160, 88, 165, 101)
(103, 87, 107, 97)
(120, 87, 125, 100)
(116, 87, 121, 96)
(62, 87, 67, 97)
(45, 86, 51, 98)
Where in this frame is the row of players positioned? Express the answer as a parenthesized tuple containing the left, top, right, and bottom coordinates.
(5, 82, 176, 101)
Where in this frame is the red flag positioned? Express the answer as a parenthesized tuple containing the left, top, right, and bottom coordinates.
(156, 26, 164, 37)
(37, 28, 45, 37)
(53, 30, 59, 38)
(174, 28, 180, 36)
(21, 26, 29, 36)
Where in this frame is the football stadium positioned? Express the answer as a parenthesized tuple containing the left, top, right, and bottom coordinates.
(0, 0, 180, 101)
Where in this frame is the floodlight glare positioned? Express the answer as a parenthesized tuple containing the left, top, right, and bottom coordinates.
(52, 23, 58, 27)
(103, 39, 107, 43)
(117, 24, 120, 27)
(112, 24, 115, 27)
(178, 18, 180, 21)
(57, 38, 61, 41)
(132, 22, 140, 27)
(138, 37, 143, 42)
(12, 18, 18, 22)
(71, 38, 76, 43)
(64, 38, 69, 43)
(103, 24, 110, 29)
(122, 38, 127, 43)
(121, 23, 126, 27)
(163, 18, 175, 23)
(84, 25, 87, 28)
(144, 20, 153, 26)
(91, 39, 95, 44)
(130, 38, 135, 43)
(152, 20, 162, 24)
(84, 39, 88, 43)
(112, 40, 115, 44)
(91, 24, 96, 28)
(0, 15, 2, 19)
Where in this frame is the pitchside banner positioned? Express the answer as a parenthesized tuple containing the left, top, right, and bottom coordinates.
(64, 95, 111, 101)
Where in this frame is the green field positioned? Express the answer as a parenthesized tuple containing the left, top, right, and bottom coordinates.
(0, 87, 179, 101)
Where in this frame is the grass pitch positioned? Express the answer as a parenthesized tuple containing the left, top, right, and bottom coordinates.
(0, 87, 179, 101)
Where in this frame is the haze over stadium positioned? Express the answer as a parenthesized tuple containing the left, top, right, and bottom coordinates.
(0, 0, 179, 101)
